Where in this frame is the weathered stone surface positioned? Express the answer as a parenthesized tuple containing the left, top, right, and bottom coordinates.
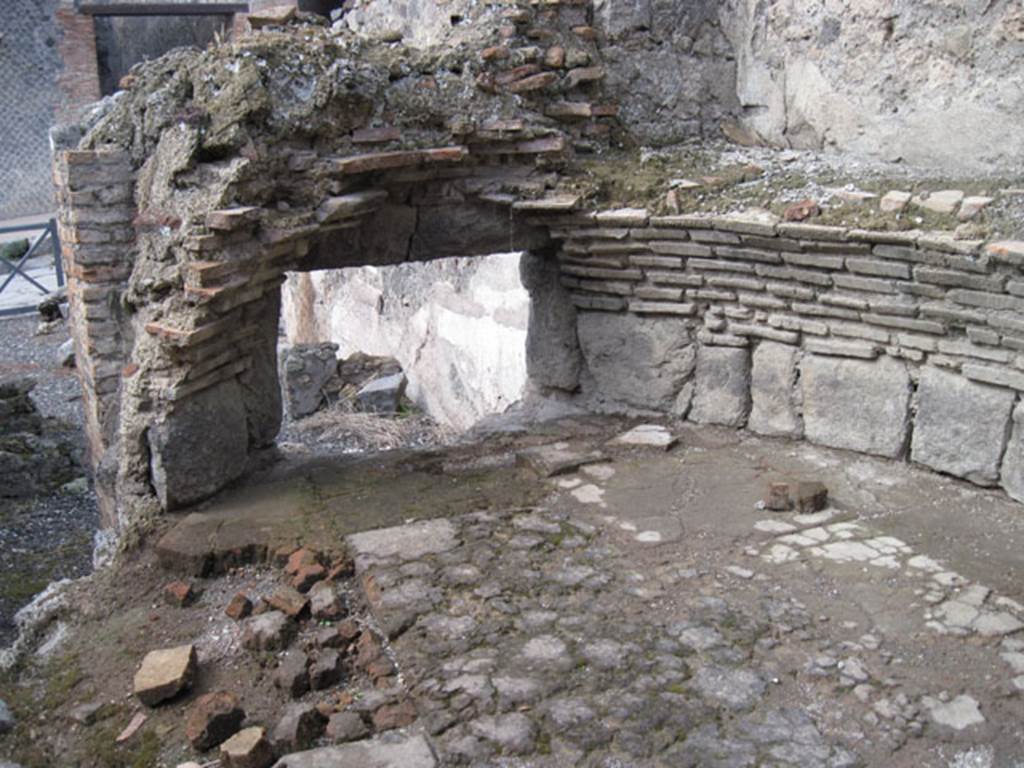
(57, 338, 75, 368)
(520, 251, 583, 392)
(226, 592, 253, 620)
(270, 733, 437, 767)
(241, 611, 295, 651)
(1000, 400, 1024, 504)
(764, 481, 827, 513)
(879, 191, 911, 213)
(274, 651, 311, 698)
(270, 703, 325, 754)
(689, 346, 751, 427)
(691, 665, 767, 711)
(577, 313, 695, 411)
(324, 711, 369, 743)
(309, 581, 345, 620)
(924, 694, 984, 730)
(133, 645, 197, 706)
(609, 424, 677, 450)
(469, 713, 537, 754)
(163, 580, 195, 607)
(147, 379, 249, 510)
(347, 518, 458, 567)
(267, 586, 309, 618)
(221, 726, 275, 768)
(309, 650, 345, 690)
(355, 373, 406, 414)
(911, 368, 1014, 486)
(801, 356, 911, 458)
(517, 442, 608, 477)
(281, 343, 339, 419)
(748, 342, 801, 438)
(185, 691, 245, 751)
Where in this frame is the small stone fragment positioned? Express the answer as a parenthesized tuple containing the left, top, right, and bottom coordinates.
(763, 481, 827, 513)
(220, 726, 275, 768)
(292, 564, 326, 593)
(248, 4, 295, 29)
(267, 586, 309, 618)
(274, 651, 311, 698)
(163, 581, 195, 607)
(355, 630, 384, 670)
(372, 698, 417, 731)
(185, 691, 245, 751)
(317, 619, 360, 648)
(241, 611, 295, 651)
(226, 592, 253, 620)
(285, 548, 319, 576)
(270, 703, 326, 754)
(958, 195, 994, 221)
(912, 189, 964, 215)
(133, 645, 197, 706)
(309, 581, 345, 619)
(610, 423, 677, 450)
(325, 711, 370, 743)
(783, 199, 820, 222)
(926, 694, 985, 730)
(116, 711, 148, 743)
(309, 649, 345, 690)
(879, 190, 912, 213)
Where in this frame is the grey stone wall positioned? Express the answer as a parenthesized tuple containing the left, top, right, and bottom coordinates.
(533, 206, 1024, 501)
(0, 0, 62, 216)
(589, 0, 1024, 173)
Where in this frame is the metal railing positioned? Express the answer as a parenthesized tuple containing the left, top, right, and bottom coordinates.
(0, 218, 64, 318)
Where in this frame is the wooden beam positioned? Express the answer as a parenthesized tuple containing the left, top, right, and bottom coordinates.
(77, 3, 248, 16)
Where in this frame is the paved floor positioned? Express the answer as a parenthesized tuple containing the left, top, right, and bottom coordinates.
(149, 418, 1024, 766)
(6, 417, 1024, 767)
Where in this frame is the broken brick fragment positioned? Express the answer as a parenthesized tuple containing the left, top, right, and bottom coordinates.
(267, 586, 309, 618)
(225, 592, 253, 620)
(292, 563, 326, 593)
(372, 699, 417, 731)
(285, 547, 320, 576)
(783, 199, 820, 222)
(185, 691, 245, 751)
(163, 580, 195, 607)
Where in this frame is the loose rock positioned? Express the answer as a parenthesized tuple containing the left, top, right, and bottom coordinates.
(220, 726, 275, 768)
(133, 645, 197, 706)
(185, 691, 245, 751)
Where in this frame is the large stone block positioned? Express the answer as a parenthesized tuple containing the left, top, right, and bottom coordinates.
(911, 367, 1014, 486)
(148, 379, 249, 510)
(689, 346, 751, 427)
(281, 342, 339, 419)
(1001, 401, 1024, 504)
(576, 312, 694, 412)
(748, 342, 801, 438)
(520, 252, 582, 393)
(800, 355, 911, 458)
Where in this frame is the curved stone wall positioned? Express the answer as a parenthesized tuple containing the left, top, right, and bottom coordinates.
(528, 207, 1024, 500)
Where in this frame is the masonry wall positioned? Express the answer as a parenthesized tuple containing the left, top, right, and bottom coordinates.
(525, 207, 1024, 501)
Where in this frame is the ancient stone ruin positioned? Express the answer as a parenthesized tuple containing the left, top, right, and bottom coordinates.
(3, 5, 1024, 767)
(51, 1, 1024, 533)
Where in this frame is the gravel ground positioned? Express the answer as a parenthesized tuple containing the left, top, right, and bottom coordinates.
(0, 313, 98, 646)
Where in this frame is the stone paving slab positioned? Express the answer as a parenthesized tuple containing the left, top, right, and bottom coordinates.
(271, 733, 437, 767)
(332, 421, 1024, 767)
